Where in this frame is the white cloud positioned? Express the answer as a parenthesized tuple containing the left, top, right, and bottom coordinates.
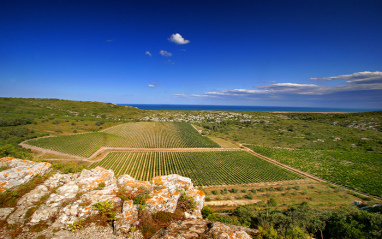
(106, 39, 114, 42)
(159, 50, 172, 57)
(145, 51, 152, 57)
(168, 33, 190, 45)
(175, 71, 382, 100)
(310, 71, 382, 84)
(148, 84, 155, 87)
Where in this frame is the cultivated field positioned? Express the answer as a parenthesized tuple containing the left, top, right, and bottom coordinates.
(247, 145, 382, 197)
(25, 122, 220, 157)
(89, 151, 304, 186)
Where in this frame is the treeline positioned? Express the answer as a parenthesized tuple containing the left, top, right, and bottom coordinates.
(203, 202, 382, 239)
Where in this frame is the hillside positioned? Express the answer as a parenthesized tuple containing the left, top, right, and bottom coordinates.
(1, 98, 381, 238)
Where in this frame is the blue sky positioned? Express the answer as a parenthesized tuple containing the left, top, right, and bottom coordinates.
(1, 0, 382, 109)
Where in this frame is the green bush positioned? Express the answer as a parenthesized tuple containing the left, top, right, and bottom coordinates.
(201, 206, 214, 218)
(245, 193, 254, 199)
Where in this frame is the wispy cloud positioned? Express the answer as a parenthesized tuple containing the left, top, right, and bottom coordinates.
(165, 59, 174, 64)
(106, 39, 114, 42)
(148, 82, 158, 88)
(174, 71, 382, 106)
(310, 71, 382, 84)
(159, 50, 172, 57)
(145, 51, 152, 57)
(168, 33, 190, 45)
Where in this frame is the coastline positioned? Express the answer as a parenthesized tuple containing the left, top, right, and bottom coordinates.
(119, 104, 378, 113)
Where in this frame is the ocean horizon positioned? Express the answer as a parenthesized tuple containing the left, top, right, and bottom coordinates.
(119, 104, 380, 113)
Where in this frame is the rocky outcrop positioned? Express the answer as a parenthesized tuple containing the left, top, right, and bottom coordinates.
(0, 157, 255, 238)
(0, 157, 52, 193)
(151, 219, 257, 239)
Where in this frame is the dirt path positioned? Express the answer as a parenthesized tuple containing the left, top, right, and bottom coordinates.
(204, 199, 262, 207)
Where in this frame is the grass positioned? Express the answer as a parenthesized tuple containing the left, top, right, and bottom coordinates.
(247, 145, 382, 197)
(90, 151, 303, 186)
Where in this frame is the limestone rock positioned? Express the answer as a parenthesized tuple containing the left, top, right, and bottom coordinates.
(114, 200, 139, 234)
(152, 174, 193, 193)
(151, 219, 257, 239)
(0, 207, 14, 220)
(76, 167, 117, 192)
(7, 184, 50, 224)
(0, 157, 51, 193)
(146, 189, 181, 214)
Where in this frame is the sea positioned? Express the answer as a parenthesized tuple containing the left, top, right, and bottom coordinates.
(119, 104, 379, 113)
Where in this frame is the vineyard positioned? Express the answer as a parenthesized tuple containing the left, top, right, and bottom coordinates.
(25, 122, 220, 157)
(89, 151, 304, 186)
(247, 145, 382, 197)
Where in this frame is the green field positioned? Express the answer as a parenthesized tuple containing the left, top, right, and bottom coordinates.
(89, 151, 304, 186)
(247, 145, 382, 197)
(26, 122, 220, 157)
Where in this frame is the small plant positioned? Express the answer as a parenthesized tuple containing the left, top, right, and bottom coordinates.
(231, 188, 239, 193)
(308, 185, 315, 189)
(250, 189, 257, 194)
(294, 186, 301, 190)
(258, 188, 265, 192)
(287, 187, 292, 190)
(68, 219, 84, 231)
(0, 166, 11, 172)
(92, 200, 117, 222)
(205, 197, 211, 202)
(267, 197, 278, 207)
(276, 187, 284, 191)
(245, 193, 254, 199)
(241, 189, 247, 193)
(95, 182, 106, 190)
(301, 191, 308, 195)
(212, 190, 219, 195)
(268, 187, 275, 191)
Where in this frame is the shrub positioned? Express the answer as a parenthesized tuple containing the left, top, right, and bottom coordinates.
(250, 189, 257, 194)
(231, 188, 239, 193)
(258, 188, 265, 192)
(212, 190, 219, 195)
(68, 219, 84, 231)
(276, 187, 284, 191)
(201, 206, 214, 218)
(241, 189, 247, 193)
(267, 197, 277, 207)
(294, 186, 300, 190)
(268, 187, 275, 191)
(245, 193, 254, 199)
(92, 200, 117, 222)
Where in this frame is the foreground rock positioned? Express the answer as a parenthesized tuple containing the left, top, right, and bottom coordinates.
(0, 157, 256, 238)
(152, 219, 257, 239)
(0, 157, 52, 193)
